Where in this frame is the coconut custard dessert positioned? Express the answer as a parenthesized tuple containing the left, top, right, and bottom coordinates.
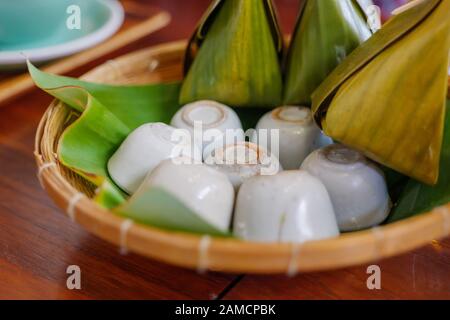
(252, 106, 331, 170)
(171, 100, 245, 159)
(138, 159, 235, 232)
(108, 123, 201, 194)
(302, 144, 392, 231)
(205, 141, 282, 191)
(233, 170, 340, 243)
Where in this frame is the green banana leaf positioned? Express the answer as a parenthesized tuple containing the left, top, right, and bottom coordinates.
(387, 99, 450, 223)
(284, 0, 372, 106)
(180, 0, 283, 108)
(28, 63, 180, 128)
(29, 63, 229, 236)
(184, 0, 282, 71)
(29, 62, 181, 206)
(381, 166, 409, 205)
(96, 180, 129, 209)
(115, 187, 230, 237)
(57, 91, 130, 207)
(311, 0, 450, 185)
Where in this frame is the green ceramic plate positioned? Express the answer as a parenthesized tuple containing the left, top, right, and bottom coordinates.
(0, 0, 124, 70)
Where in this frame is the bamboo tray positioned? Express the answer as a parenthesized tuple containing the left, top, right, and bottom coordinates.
(34, 40, 450, 275)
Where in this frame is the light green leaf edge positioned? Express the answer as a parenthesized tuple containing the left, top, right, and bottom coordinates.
(115, 187, 231, 237)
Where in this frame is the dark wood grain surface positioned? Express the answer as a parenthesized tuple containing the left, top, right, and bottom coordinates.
(0, 0, 449, 300)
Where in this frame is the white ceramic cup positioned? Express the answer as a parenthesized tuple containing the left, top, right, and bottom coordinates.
(171, 100, 245, 159)
(233, 171, 340, 243)
(108, 123, 201, 194)
(204, 142, 282, 191)
(139, 159, 235, 232)
(301, 144, 392, 232)
(252, 106, 327, 170)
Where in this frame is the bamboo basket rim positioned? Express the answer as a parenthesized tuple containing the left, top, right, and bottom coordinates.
(34, 40, 450, 275)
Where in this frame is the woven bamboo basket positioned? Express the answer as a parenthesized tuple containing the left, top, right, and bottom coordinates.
(34, 40, 450, 275)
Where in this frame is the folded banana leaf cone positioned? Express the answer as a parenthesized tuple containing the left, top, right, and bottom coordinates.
(180, 0, 283, 108)
(284, 0, 374, 106)
(312, 0, 450, 185)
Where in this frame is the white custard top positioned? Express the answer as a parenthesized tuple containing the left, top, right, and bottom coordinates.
(324, 144, 364, 165)
(272, 106, 312, 124)
(182, 100, 227, 128)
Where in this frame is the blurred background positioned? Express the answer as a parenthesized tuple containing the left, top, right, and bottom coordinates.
(0, 0, 408, 103)
(147, 0, 407, 39)
(0, 0, 407, 68)
(105, 0, 408, 49)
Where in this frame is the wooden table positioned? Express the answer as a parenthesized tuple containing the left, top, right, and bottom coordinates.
(0, 0, 449, 300)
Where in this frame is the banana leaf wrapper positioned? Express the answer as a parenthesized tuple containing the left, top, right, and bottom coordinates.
(388, 98, 450, 223)
(29, 63, 229, 237)
(180, 0, 283, 108)
(284, 0, 373, 106)
(312, 0, 450, 185)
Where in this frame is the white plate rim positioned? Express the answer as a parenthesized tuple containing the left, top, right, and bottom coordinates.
(0, 0, 124, 65)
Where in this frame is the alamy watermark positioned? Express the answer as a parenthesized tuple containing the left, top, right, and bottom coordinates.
(66, 5, 81, 30)
(66, 265, 81, 290)
(366, 265, 382, 290)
